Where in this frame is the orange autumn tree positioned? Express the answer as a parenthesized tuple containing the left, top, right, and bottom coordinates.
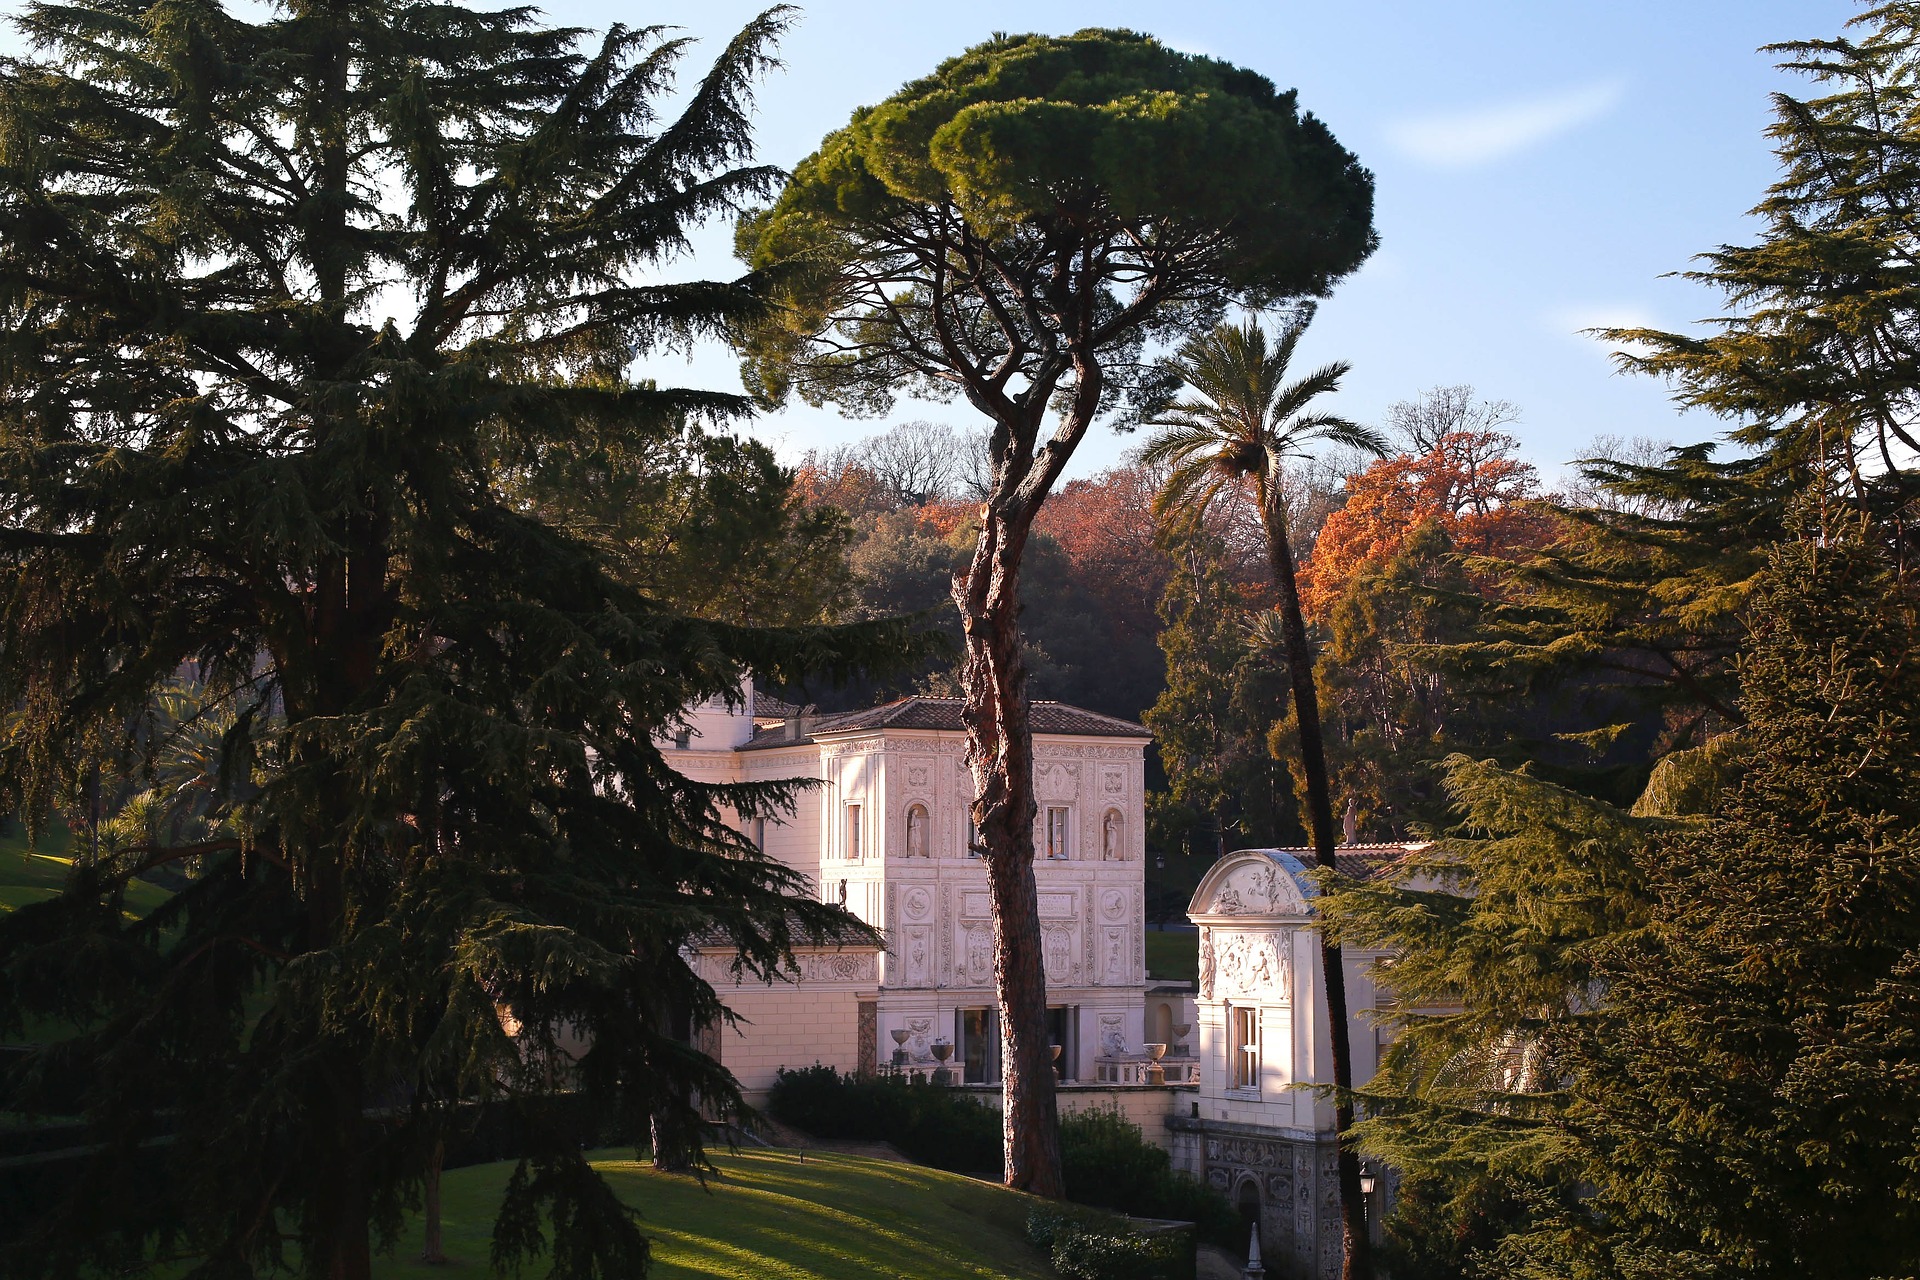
(1301, 428, 1554, 614)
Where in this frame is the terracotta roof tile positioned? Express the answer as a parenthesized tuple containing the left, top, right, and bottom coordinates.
(1247, 844, 1428, 882)
(739, 696, 1149, 749)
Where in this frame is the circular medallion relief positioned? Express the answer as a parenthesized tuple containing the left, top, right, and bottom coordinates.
(903, 887, 932, 921)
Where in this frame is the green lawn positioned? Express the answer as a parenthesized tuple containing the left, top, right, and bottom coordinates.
(377, 1149, 1056, 1280)
(1144, 929, 1198, 983)
(0, 820, 173, 917)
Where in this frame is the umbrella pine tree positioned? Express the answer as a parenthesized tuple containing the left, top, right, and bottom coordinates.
(739, 28, 1375, 1205)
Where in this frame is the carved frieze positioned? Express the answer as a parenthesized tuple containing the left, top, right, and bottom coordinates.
(694, 948, 877, 986)
(1207, 858, 1303, 916)
(902, 926, 931, 987)
(960, 925, 993, 984)
(1100, 927, 1128, 985)
(1210, 929, 1292, 1003)
(1037, 761, 1080, 800)
(1043, 926, 1073, 984)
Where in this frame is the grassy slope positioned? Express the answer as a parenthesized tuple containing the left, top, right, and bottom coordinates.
(378, 1150, 1054, 1280)
(1144, 929, 1198, 983)
(0, 821, 172, 916)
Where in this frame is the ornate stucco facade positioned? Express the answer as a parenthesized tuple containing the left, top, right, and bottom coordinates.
(1170, 846, 1422, 1280)
(665, 682, 1155, 1093)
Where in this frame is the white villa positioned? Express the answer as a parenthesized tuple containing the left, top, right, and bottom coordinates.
(665, 681, 1160, 1093)
(666, 681, 1421, 1280)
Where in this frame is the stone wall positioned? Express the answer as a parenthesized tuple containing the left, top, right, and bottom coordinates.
(692, 946, 879, 1102)
(1167, 1116, 1341, 1280)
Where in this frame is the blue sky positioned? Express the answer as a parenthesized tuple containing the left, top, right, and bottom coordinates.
(593, 0, 1858, 484)
(3, 0, 1863, 482)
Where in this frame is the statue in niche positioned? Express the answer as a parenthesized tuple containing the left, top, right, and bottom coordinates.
(1198, 929, 1216, 1000)
(906, 803, 930, 858)
(1102, 809, 1123, 861)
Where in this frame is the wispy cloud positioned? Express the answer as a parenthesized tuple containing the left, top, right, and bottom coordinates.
(1387, 79, 1626, 169)
(1548, 303, 1658, 337)
(1545, 304, 1663, 365)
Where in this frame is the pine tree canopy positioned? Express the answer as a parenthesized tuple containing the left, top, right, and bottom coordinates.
(1600, 4, 1920, 539)
(735, 27, 1378, 430)
(0, 3, 924, 1278)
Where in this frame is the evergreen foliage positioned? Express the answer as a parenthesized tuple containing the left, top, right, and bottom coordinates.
(1321, 539, 1920, 1279)
(1556, 539, 1920, 1280)
(0, 4, 923, 1278)
(1604, 5, 1920, 534)
(1316, 756, 1661, 1279)
(1470, 2, 1920, 760)
(1144, 520, 1299, 857)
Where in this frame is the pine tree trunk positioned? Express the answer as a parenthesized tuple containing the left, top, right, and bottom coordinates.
(421, 1139, 447, 1264)
(1261, 484, 1374, 1280)
(651, 1112, 695, 1174)
(956, 512, 1064, 1198)
(309, 1056, 374, 1280)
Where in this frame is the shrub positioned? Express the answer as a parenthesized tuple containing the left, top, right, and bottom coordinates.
(1051, 1229, 1183, 1280)
(1061, 1107, 1175, 1211)
(765, 1064, 885, 1140)
(767, 1070, 1236, 1246)
(1061, 1106, 1238, 1248)
(767, 1066, 1000, 1175)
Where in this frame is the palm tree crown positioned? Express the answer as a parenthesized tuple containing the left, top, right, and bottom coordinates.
(1144, 306, 1386, 521)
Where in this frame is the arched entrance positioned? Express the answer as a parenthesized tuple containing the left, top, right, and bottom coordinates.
(1235, 1178, 1262, 1260)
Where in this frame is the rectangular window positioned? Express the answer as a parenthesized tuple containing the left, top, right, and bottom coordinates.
(1231, 1005, 1261, 1091)
(959, 1007, 1000, 1084)
(846, 804, 862, 860)
(1046, 807, 1070, 859)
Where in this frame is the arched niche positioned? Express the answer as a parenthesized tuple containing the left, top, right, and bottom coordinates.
(904, 802, 931, 858)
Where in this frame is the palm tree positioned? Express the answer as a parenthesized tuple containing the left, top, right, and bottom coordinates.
(1144, 306, 1386, 1280)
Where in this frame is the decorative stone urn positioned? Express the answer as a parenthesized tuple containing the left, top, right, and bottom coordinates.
(929, 1038, 954, 1086)
(1169, 1023, 1192, 1057)
(1143, 1042, 1167, 1086)
(890, 1027, 912, 1070)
